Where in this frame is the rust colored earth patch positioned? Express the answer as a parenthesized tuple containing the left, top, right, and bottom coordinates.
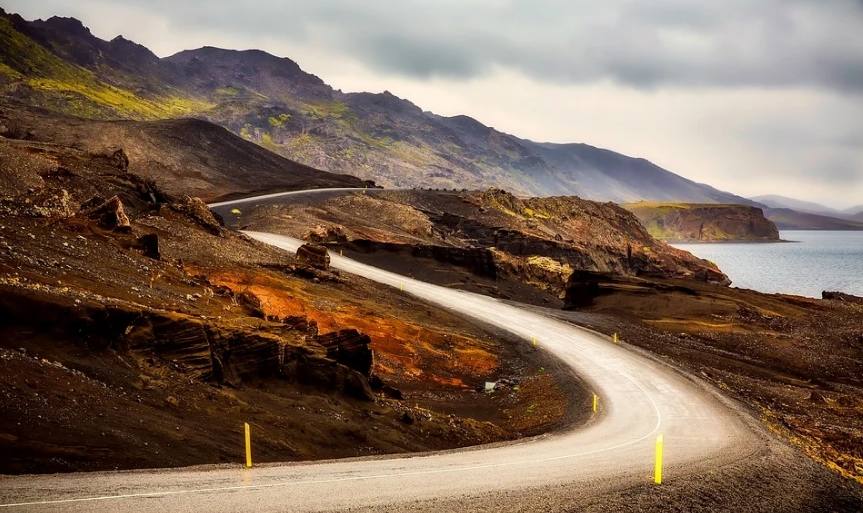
(197, 268, 499, 390)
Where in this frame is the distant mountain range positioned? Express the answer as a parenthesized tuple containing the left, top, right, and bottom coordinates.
(0, 8, 859, 230)
(751, 195, 863, 219)
(750, 195, 863, 230)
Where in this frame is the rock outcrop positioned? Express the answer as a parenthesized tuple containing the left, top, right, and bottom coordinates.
(82, 195, 131, 231)
(305, 224, 348, 243)
(624, 202, 780, 242)
(296, 243, 330, 269)
(171, 195, 223, 235)
(822, 291, 863, 305)
(315, 329, 374, 376)
(136, 233, 160, 259)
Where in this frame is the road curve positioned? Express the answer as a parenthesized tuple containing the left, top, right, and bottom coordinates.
(0, 190, 756, 512)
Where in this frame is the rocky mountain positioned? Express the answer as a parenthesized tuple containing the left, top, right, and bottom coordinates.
(624, 202, 780, 242)
(0, 9, 754, 204)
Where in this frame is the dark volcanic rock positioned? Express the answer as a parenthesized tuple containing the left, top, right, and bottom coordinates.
(315, 329, 374, 376)
(348, 240, 497, 278)
(369, 374, 403, 400)
(296, 243, 330, 270)
(125, 314, 214, 380)
(280, 315, 319, 337)
(282, 351, 375, 401)
(100, 148, 129, 172)
(563, 271, 604, 308)
(136, 233, 160, 259)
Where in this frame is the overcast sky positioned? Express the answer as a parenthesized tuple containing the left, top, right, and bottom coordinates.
(7, 0, 863, 209)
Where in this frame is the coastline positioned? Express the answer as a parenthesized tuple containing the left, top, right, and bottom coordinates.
(663, 238, 796, 244)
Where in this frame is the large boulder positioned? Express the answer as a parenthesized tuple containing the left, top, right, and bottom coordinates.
(82, 195, 131, 232)
(30, 188, 75, 218)
(236, 290, 266, 318)
(136, 233, 160, 260)
(172, 196, 223, 234)
(296, 243, 330, 270)
(305, 224, 348, 243)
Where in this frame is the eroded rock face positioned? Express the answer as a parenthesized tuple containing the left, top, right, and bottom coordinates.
(82, 195, 131, 232)
(282, 352, 375, 401)
(624, 202, 780, 242)
(315, 329, 374, 376)
(2, 287, 377, 399)
(305, 224, 348, 243)
(563, 271, 603, 308)
(236, 290, 265, 318)
(296, 243, 330, 270)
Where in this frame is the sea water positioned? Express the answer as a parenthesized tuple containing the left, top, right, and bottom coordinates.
(673, 231, 863, 298)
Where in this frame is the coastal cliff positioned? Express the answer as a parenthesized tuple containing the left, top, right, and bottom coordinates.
(624, 202, 780, 242)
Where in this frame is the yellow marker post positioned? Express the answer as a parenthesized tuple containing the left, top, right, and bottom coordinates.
(399, 282, 405, 291)
(531, 336, 538, 348)
(592, 393, 598, 413)
(612, 332, 619, 344)
(654, 434, 663, 484)
(244, 422, 253, 468)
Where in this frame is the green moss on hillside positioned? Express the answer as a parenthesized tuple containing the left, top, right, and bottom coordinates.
(304, 101, 350, 120)
(0, 16, 210, 119)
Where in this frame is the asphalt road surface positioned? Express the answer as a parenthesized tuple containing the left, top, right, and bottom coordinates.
(0, 190, 757, 512)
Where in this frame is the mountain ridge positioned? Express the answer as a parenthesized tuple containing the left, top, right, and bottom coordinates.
(0, 8, 758, 206)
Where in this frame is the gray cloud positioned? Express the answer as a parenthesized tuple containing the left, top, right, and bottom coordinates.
(3, 0, 862, 206)
(8, 0, 863, 91)
(125, 0, 863, 92)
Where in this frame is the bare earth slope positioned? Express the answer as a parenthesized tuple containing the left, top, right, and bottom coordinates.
(0, 135, 577, 473)
(0, 102, 368, 202)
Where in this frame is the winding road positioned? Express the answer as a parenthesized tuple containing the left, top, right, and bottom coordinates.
(0, 189, 757, 512)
